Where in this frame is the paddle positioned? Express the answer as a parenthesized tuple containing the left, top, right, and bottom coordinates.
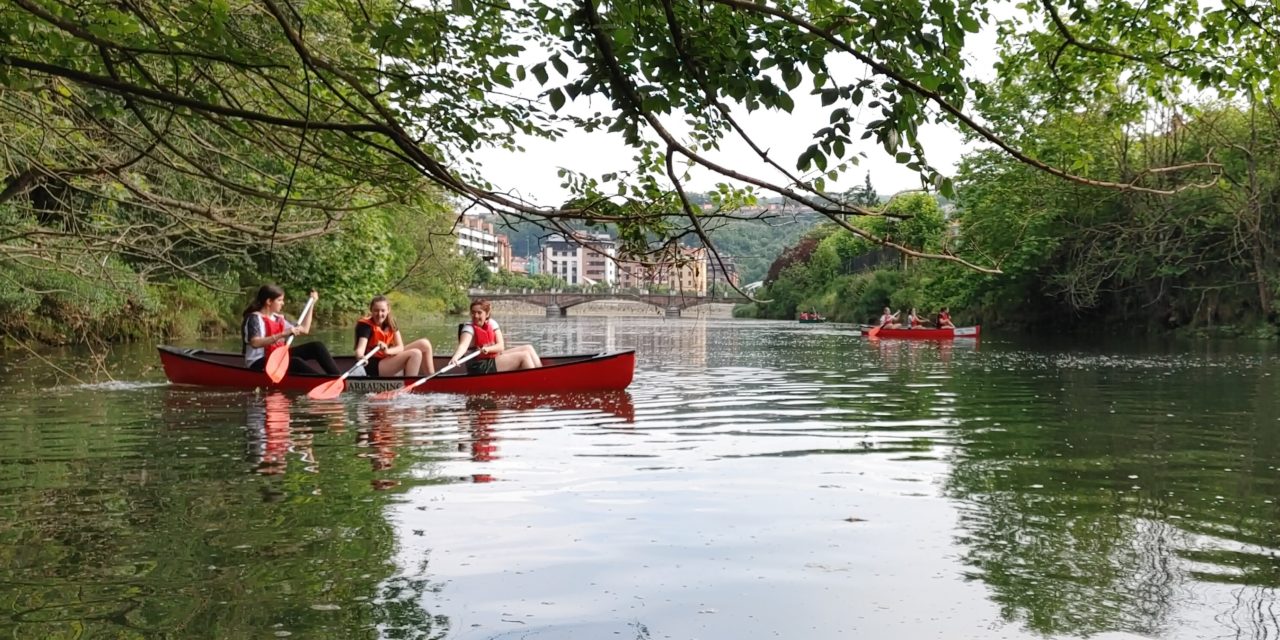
(371, 350, 481, 400)
(265, 295, 316, 383)
(867, 323, 883, 338)
(306, 345, 382, 400)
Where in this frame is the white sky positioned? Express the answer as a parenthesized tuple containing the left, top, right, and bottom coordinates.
(469, 13, 1006, 203)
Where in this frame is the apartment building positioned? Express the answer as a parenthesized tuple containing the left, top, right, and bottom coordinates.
(617, 246, 708, 295)
(457, 215, 511, 272)
(540, 232, 617, 285)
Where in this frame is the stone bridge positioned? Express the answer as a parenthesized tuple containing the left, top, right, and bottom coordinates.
(471, 290, 749, 317)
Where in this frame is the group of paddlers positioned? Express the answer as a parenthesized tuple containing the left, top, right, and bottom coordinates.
(240, 284, 543, 378)
(875, 306, 954, 330)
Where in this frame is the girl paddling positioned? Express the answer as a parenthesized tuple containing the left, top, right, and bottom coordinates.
(242, 285, 340, 375)
(448, 299, 542, 374)
(354, 295, 435, 377)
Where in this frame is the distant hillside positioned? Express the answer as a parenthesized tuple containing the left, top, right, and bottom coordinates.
(702, 212, 825, 284)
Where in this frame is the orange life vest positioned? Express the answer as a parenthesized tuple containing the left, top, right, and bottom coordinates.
(356, 317, 393, 358)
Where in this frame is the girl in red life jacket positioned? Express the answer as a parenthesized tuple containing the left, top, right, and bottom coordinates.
(936, 307, 955, 329)
(448, 298, 543, 375)
(241, 285, 340, 375)
(354, 295, 435, 377)
(907, 307, 929, 329)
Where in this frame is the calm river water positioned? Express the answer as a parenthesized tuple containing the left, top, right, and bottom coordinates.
(1, 317, 1278, 639)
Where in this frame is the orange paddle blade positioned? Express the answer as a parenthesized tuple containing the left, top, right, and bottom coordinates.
(307, 378, 345, 400)
(265, 347, 289, 383)
(867, 325, 882, 338)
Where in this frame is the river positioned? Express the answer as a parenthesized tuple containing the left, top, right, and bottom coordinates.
(1, 316, 1278, 639)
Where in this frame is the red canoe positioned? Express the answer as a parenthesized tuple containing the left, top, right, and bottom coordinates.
(158, 346, 635, 394)
(859, 325, 980, 339)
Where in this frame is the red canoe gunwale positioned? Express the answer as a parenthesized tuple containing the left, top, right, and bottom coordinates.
(158, 346, 635, 394)
(858, 325, 980, 339)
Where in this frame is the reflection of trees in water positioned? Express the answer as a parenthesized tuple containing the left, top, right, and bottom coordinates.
(0, 389, 448, 638)
(1219, 585, 1280, 640)
(951, 484, 1181, 635)
(945, 364, 1280, 638)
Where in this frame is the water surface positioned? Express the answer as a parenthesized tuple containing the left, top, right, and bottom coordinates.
(1, 317, 1278, 639)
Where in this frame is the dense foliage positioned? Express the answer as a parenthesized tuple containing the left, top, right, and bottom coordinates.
(5, 0, 1280, 340)
(748, 99, 1280, 335)
(0, 0, 463, 342)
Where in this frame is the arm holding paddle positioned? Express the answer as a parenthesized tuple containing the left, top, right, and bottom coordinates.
(448, 331, 476, 369)
(295, 290, 318, 335)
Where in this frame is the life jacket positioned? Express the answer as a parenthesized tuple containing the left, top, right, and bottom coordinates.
(910, 314, 923, 328)
(938, 311, 951, 324)
(468, 320, 498, 359)
(879, 313, 894, 325)
(260, 312, 288, 358)
(356, 317, 393, 358)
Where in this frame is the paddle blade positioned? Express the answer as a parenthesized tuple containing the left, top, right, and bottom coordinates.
(265, 347, 289, 383)
(867, 325, 882, 338)
(307, 378, 345, 400)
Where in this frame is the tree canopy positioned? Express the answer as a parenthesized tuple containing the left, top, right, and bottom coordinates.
(2, 0, 1275, 302)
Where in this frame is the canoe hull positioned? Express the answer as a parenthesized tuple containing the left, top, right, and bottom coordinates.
(158, 346, 635, 394)
(859, 325, 980, 339)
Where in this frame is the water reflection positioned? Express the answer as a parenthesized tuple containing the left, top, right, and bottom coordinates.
(6, 320, 1280, 639)
(356, 403, 407, 490)
(245, 392, 293, 476)
(944, 353, 1280, 638)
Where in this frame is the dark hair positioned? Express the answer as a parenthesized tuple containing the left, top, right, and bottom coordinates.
(368, 295, 397, 332)
(470, 298, 492, 314)
(243, 284, 285, 318)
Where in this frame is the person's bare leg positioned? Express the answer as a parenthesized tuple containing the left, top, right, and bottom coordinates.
(493, 351, 535, 372)
(508, 344, 542, 368)
(405, 339, 435, 374)
(380, 351, 421, 377)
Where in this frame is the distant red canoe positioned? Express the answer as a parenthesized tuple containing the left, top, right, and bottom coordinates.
(158, 346, 635, 394)
(859, 325, 980, 339)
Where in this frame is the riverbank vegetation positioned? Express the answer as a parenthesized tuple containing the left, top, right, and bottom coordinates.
(744, 96, 1280, 336)
(5, 0, 1279, 342)
(0, 2, 467, 345)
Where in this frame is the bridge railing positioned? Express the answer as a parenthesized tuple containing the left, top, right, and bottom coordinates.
(470, 288, 748, 301)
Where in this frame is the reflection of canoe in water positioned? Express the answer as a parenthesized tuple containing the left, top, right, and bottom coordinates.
(158, 346, 636, 394)
(859, 325, 980, 339)
(467, 391, 636, 423)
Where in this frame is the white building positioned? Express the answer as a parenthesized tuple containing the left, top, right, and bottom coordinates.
(456, 215, 511, 272)
(541, 234, 582, 284)
(539, 232, 617, 286)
